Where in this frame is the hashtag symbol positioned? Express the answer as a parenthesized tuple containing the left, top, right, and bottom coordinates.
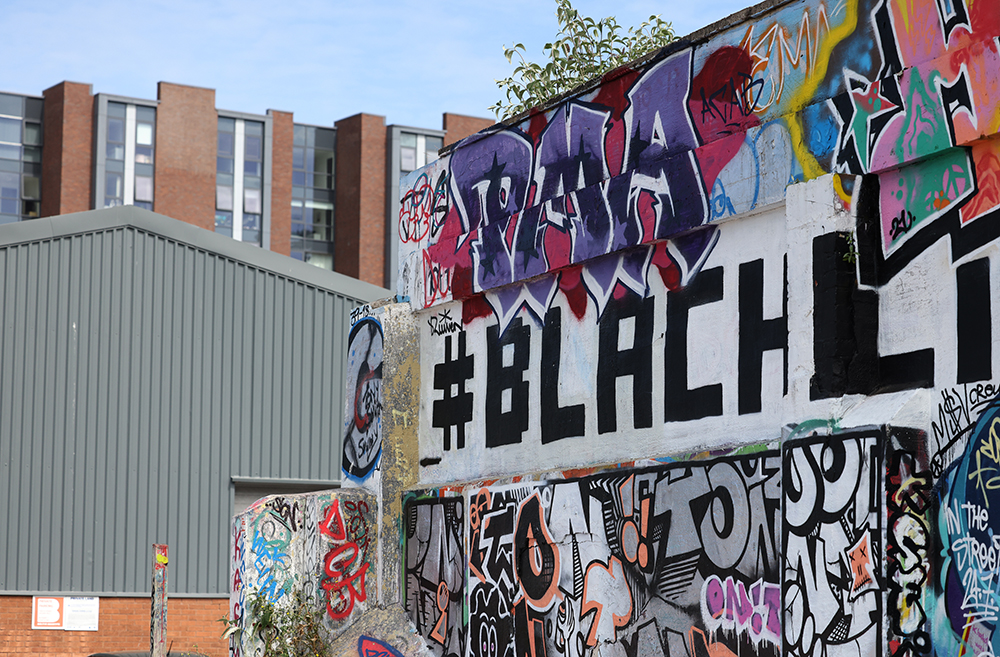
(433, 331, 474, 450)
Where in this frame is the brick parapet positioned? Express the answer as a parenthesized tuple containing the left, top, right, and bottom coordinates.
(441, 112, 494, 147)
(334, 113, 387, 287)
(268, 109, 294, 256)
(41, 81, 94, 217)
(154, 82, 216, 231)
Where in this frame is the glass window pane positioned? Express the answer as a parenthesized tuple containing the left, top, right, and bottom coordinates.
(243, 230, 260, 245)
(245, 135, 261, 161)
(244, 121, 263, 137)
(291, 222, 305, 236)
(293, 124, 306, 146)
(216, 185, 233, 211)
(136, 123, 153, 146)
(23, 123, 41, 146)
(0, 171, 18, 197)
(23, 199, 40, 217)
(400, 147, 416, 172)
(106, 172, 122, 199)
(22, 146, 40, 163)
(136, 106, 156, 123)
(218, 131, 233, 156)
(22, 175, 39, 199)
(293, 147, 305, 169)
(243, 213, 259, 231)
(135, 163, 154, 177)
(244, 175, 261, 189)
(292, 170, 306, 186)
(244, 160, 260, 177)
(313, 173, 331, 189)
(244, 188, 261, 214)
(0, 144, 20, 160)
(313, 150, 334, 175)
(304, 253, 333, 270)
(216, 173, 233, 186)
(215, 211, 232, 228)
(0, 94, 22, 118)
(24, 98, 43, 122)
(107, 102, 126, 118)
(218, 117, 235, 132)
(107, 142, 124, 160)
(0, 198, 17, 214)
(0, 159, 17, 173)
(106, 159, 124, 173)
(400, 133, 417, 148)
(426, 136, 443, 153)
(107, 117, 124, 143)
(135, 146, 153, 164)
(135, 175, 153, 202)
(315, 127, 335, 150)
(135, 201, 153, 211)
(291, 204, 304, 221)
(217, 157, 233, 174)
(0, 117, 20, 143)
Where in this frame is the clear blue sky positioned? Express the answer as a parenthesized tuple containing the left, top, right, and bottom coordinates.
(2, 0, 750, 129)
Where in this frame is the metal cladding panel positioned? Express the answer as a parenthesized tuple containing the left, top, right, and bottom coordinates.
(0, 226, 374, 594)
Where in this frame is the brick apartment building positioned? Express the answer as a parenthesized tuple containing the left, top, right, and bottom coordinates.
(1, 81, 493, 288)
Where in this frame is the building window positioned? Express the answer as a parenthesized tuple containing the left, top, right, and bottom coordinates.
(217, 116, 264, 246)
(398, 131, 442, 175)
(0, 92, 43, 223)
(291, 124, 335, 269)
(102, 100, 155, 210)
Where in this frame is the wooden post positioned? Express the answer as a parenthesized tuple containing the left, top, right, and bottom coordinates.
(151, 544, 168, 657)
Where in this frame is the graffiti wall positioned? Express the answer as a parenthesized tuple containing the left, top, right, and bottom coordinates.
(403, 431, 891, 657)
(230, 489, 377, 656)
(398, 0, 1000, 313)
(389, 0, 1000, 656)
(237, 0, 1000, 656)
(344, 304, 385, 485)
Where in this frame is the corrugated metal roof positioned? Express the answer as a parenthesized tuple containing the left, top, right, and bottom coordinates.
(0, 206, 389, 595)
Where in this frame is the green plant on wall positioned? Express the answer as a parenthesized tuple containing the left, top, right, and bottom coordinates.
(221, 588, 329, 657)
(491, 0, 678, 120)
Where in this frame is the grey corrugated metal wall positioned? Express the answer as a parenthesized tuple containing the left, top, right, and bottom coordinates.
(0, 225, 378, 595)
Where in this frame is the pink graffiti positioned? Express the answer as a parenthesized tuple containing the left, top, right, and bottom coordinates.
(702, 574, 781, 646)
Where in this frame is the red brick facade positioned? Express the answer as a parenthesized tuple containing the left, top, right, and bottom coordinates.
(334, 113, 387, 287)
(268, 110, 294, 256)
(40, 82, 94, 217)
(442, 112, 494, 147)
(0, 595, 229, 657)
(154, 82, 217, 232)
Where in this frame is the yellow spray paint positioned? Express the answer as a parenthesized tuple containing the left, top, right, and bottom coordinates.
(785, 0, 860, 180)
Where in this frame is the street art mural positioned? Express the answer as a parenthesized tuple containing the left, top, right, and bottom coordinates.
(398, 0, 1000, 315)
(404, 494, 466, 657)
(230, 490, 377, 656)
(344, 306, 385, 483)
(230, 0, 1000, 656)
(392, 0, 1000, 653)
(401, 431, 885, 657)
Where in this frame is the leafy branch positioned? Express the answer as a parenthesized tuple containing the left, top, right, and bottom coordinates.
(491, 0, 678, 120)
